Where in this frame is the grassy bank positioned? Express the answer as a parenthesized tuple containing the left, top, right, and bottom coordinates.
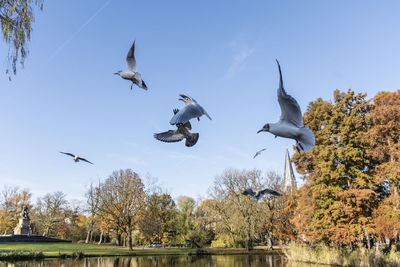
(0, 243, 282, 260)
(284, 243, 400, 267)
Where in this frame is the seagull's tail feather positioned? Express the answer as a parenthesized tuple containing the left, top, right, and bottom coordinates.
(276, 59, 283, 89)
(298, 127, 315, 152)
(141, 80, 148, 90)
(205, 112, 212, 120)
(185, 133, 199, 147)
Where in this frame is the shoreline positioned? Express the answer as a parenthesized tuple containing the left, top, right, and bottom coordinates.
(0, 243, 283, 260)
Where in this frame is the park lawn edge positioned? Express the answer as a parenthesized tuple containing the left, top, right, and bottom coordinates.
(0, 243, 283, 260)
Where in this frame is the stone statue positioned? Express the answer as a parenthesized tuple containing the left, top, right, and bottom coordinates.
(13, 205, 31, 235)
(21, 205, 30, 220)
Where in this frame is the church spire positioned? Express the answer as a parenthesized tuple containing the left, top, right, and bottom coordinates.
(283, 149, 297, 193)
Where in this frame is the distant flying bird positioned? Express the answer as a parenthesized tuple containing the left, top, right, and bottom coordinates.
(154, 109, 199, 147)
(257, 60, 315, 152)
(170, 94, 212, 125)
(242, 188, 282, 201)
(253, 148, 267, 159)
(60, 152, 94, 164)
(114, 40, 148, 90)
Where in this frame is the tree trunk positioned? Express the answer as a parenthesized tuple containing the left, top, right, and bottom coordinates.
(128, 227, 133, 251)
(89, 227, 94, 242)
(245, 230, 249, 251)
(116, 233, 122, 246)
(266, 234, 273, 250)
(85, 230, 91, 244)
(365, 229, 370, 250)
(98, 230, 103, 245)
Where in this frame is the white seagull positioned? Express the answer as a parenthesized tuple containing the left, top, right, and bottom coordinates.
(170, 94, 212, 125)
(154, 109, 199, 147)
(253, 148, 267, 159)
(114, 40, 147, 90)
(242, 188, 282, 201)
(60, 152, 94, 165)
(257, 60, 315, 152)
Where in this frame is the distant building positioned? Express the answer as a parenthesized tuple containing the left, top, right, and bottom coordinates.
(283, 149, 297, 193)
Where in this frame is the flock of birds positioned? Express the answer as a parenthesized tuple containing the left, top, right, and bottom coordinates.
(59, 40, 316, 201)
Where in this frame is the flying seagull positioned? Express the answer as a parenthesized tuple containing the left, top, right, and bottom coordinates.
(60, 152, 94, 164)
(257, 60, 315, 152)
(154, 109, 199, 147)
(114, 40, 147, 90)
(253, 148, 267, 159)
(242, 188, 282, 201)
(170, 94, 212, 125)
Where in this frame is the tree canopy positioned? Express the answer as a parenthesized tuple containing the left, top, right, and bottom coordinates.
(0, 0, 43, 76)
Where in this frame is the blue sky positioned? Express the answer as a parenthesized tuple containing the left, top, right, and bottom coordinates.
(1, 0, 400, 202)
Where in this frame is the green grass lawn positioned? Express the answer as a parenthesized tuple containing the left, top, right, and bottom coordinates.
(0, 243, 282, 259)
(0, 242, 118, 252)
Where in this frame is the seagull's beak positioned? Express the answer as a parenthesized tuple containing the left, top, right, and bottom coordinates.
(114, 72, 119, 75)
(257, 129, 263, 133)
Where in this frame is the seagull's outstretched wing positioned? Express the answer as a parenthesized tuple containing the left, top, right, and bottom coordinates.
(154, 130, 185, 143)
(172, 108, 192, 130)
(170, 104, 211, 125)
(170, 104, 204, 125)
(78, 157, 94, 165)
(253, 148, 266, 159)
(242, 188, 256, 196)
(259, 188, 282, 196)
(126, 40, 137, 72)
(60, 152, 75, 158)
(276, 60, 303, 127)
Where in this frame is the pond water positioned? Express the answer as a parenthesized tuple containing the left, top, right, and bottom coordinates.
(0, 254, 314, 267)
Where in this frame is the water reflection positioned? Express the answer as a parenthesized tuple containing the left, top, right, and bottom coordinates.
(0, 254, 315, 267)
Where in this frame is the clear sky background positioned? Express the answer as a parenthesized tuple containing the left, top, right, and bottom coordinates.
(1, 0, 400, 202)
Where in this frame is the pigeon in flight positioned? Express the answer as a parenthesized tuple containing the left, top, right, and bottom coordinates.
(114, 40, 147, 90)
(253, 148, 267, 159)
(170, 94, 212, 125)
(242, 188, 282, 201)
(60, 152, 94, 165)
(154, 109, 199, 147)
(257, 60, 315, 152)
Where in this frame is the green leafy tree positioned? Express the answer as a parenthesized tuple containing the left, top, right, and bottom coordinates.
(209, 169, 280, 250)
(176, 196, 196, 246)
(96, 169, 146, 250)
(0, 0, 44, 75)
(32, 191, 68, 237)
(139, 193, 177, 245)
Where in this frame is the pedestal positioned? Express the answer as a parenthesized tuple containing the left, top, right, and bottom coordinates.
(13, 218, 30, 235)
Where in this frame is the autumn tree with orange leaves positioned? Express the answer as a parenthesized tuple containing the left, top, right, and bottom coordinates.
(96, 169, 145, 250)
(0, 186, 31, 234)
(291, 89, 382, 247)
(365, 90, 400, 249)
